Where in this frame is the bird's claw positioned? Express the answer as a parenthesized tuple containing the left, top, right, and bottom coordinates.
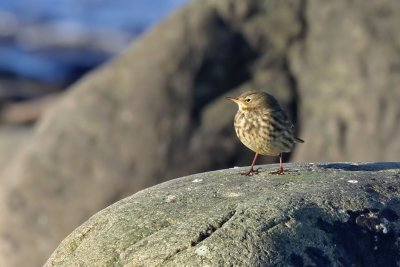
(241, 167, 261, 176)
(270, 168, 284, 175)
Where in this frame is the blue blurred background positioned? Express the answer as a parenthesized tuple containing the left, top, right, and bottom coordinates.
(0, 0, 187, 102)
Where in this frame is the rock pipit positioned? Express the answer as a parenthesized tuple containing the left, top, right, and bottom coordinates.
(227, 90, 304, 175)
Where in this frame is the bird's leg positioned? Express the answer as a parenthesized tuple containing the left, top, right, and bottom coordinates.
(242, 153, 260, 176)
(277, 153, 284, 174)
(270, 153, 284, 175)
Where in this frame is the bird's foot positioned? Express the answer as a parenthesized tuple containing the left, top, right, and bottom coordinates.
(241, 167, 261, 176)
(270, 167, 284, 175)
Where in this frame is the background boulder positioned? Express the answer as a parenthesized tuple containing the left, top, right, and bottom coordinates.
(290, 0, 400, 162)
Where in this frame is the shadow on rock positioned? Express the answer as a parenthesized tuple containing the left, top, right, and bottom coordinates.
(320, 162, 400, 172)
(268, 201, 400, 267)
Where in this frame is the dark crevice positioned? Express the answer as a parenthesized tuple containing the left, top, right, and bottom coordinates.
(190, 209, 237, 247)
(292, 0, 308, 45)
(261, 216, 291, 232)
(161, 209, 237, 264)
(282, 59, 301, 164)
(190, 13, 260, 125)
(282, 60, 300, 126)
(190, 225, 218, 247)
(283, 0, 308, 161)
(337, 118, 347, 151)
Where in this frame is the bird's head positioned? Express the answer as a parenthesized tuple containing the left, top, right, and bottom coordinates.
(226, 90, 280, 111)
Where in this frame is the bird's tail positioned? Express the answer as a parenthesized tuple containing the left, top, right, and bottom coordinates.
(294, 137, 304, 143)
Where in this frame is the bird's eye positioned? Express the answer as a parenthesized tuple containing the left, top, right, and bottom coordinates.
(245, 98, 251, 103)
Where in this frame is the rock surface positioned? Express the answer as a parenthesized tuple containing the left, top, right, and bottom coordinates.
(45, 163, 400, 267)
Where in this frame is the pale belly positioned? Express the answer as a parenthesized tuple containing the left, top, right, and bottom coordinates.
(234, 112, 293, 156)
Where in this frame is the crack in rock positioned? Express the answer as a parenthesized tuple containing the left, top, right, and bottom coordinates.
(161, 209, 237, 264)
(261, 216, 291, 233)
(190, 210, 237, 247)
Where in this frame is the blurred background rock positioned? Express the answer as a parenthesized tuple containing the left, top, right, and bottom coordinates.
(0, 0, 187, 265)
(0, 0, 186, 165)
(0, 0, 399, 266)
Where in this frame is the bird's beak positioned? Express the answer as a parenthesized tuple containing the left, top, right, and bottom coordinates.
(226, 97, 240, 104)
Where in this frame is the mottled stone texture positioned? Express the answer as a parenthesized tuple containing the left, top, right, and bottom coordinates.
(45, 163, 400, 267)
(1, 0, 400, 266)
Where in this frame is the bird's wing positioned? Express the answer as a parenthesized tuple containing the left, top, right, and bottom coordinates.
(270, 109, 295, 134)
(272, 109, 304, 143)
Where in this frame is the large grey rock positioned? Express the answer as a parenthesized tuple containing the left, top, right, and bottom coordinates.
(45, 163, 400, 266)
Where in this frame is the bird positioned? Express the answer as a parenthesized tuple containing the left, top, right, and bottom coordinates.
(226, 90, 304, 176)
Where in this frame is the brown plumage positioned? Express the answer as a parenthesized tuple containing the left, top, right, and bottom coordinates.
(227, 90, 304, 175)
